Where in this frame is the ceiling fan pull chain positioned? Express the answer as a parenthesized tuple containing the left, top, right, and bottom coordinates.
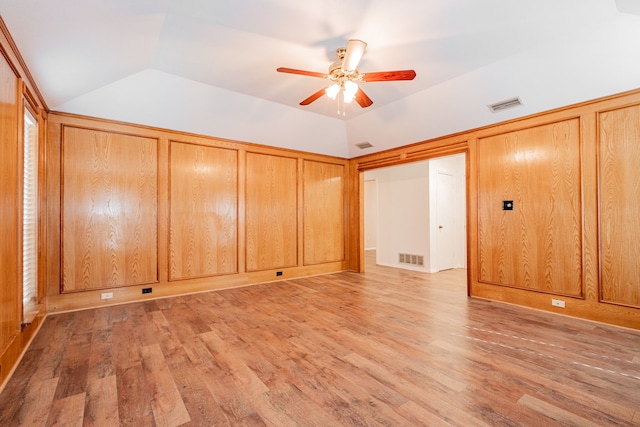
(338, 90, 346, 117)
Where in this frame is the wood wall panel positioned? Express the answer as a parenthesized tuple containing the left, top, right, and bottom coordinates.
(0, 51, 20, 357)
(0, 22, 50, 390)
(45, 121, 62, 298)
(303, 160, 345, 265)
(33, 87, 640, 337)
(599, 105, 640, 308)
(44, 113, 350, 314)
(477, 119, 583, 296)
(62, 127, 158, 291)
(169, 141, 238, 280)
(245, 152, 297, 271)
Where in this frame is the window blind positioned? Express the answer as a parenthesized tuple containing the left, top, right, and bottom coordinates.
(23, 109, 38, 313)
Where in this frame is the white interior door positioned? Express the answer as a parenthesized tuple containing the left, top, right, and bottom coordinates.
(436, 171, 456, 271)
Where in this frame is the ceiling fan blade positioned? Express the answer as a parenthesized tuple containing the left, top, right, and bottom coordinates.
(362, 70, 416, 82)
(300, 87, 328, 105)
(342, 39, 367, 72)
(355, 88, 373, 108)
(277, 67, 328, 79)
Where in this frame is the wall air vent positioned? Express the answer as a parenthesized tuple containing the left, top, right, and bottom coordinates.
(399, 253, 424, 267)
(355, 141, 373, 149)
(488, 97, 523, 113)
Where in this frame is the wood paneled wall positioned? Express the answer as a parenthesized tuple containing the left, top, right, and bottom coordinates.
(169, 141, 237, 280)
(598, 105, 640, 308)
(303, 160, 346, 265)
(0, 47, 21, 381)
(44, 113, 350, 313)
(351, 89, 640, 330)
(245, 152, 298, 271)
(477, 119, 583, 297)
(0, 20, 47, 390)
(62, 127, 158, 291)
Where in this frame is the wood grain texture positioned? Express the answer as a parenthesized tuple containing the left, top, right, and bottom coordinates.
(45, 392, 85, 426)
(84, 375, 119, 426)
(140, 343, 191, 426)
(477, 119, 583, 296)
(45, 120, 62, 298)
(169, 141, 238, 280)
(348, 161, 363, 272)
(62, 127, 158, 292)
(599, 105, 640, 308)
(303, 160, 345, 265)
(43, 112, 351, 313)
(245, 152, 298, 271)
(2, 256, 639, 426)
(0, 52, 20, 368)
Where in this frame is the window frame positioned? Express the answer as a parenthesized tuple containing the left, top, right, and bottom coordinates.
(21, 99, 40, 324)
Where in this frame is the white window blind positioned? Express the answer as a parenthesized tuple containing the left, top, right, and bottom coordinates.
(23, 108, 38, 315)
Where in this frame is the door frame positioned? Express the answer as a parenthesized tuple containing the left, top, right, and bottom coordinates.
(357, 148, 470, 295)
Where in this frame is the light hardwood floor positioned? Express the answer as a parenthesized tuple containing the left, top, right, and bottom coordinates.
(1, 254, 640, 426)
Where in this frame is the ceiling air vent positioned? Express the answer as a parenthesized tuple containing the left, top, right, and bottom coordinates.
(488, 97, 523, 113)
(355, 141, 373, 149)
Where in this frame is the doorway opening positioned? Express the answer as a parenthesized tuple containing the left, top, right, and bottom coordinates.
(362, 153, 467, 276)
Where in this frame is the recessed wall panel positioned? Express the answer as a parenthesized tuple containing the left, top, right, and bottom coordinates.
(245, 152, 297, 271)
(62, 127, 158, 291)
(599, 105, 640, 308)
(478, 119, 582, 296)
(303, 160, 345, 265)
(169, 141, 238, 280)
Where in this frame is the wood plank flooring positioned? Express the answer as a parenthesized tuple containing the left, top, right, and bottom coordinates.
(2, 256, 640, 426)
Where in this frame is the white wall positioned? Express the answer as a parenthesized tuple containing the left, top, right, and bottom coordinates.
(55, 69, 350, 158)
(364, 153, 466, 273)
(365, 160, 431, 272)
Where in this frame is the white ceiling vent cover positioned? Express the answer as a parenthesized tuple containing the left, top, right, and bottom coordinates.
(488, 97, 523, 113)
(355, 142, 373, 149)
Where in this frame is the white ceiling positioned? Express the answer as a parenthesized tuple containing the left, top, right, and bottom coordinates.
(2, 0, 640, 158)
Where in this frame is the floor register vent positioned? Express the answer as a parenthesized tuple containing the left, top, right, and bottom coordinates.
(399, 253, 424, 267)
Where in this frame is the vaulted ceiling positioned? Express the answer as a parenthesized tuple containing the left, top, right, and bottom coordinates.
(2, 0, 640, 158)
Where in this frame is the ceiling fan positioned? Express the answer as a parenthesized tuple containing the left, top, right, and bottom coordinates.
(277, 40, 416, 109)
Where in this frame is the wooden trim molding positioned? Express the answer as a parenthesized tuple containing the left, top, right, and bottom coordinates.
(0, 16, 47, 111)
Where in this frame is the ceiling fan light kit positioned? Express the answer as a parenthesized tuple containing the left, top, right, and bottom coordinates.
(277, 39, 416, 114)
